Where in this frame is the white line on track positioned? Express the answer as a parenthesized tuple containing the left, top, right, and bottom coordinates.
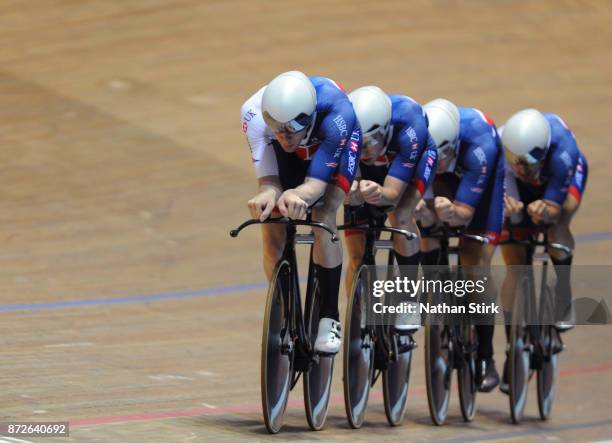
(44, 342, 93, 348)
(148, 374, 194, 381)
(0, 437, 34, 443)
(201, 403, 217, 409)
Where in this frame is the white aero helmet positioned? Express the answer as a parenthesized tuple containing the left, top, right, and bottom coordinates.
(348, 86, 392, 135)
(502, 109, 551, 166)
(423, 98, 461, 159)
(261, 71, 317, 133)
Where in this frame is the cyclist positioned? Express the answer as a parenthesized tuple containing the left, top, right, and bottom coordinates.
(499, 109, 588, 391)
(240, 71, 361, 354)
(415, 98, 505, 392)
(344, 86, 438, 331)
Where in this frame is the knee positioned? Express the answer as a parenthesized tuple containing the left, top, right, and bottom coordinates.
(392, 208, 412, 227)
(312, 205, 338, 227)
(263, 240, 283, 262)
(347, 251, 363, 267)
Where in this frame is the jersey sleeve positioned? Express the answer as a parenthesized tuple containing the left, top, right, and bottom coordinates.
(387, 115, 430, 185)
(542, 146, 577, 206)
(240, 97, 278, 178)
(307, 99, 357, 186)
(411, 134, 438, 196)
(454, 136, 499, 209)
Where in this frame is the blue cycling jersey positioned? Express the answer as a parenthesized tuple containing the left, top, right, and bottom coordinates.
(359, 94, 437, 195)
(453, 107, 504, 210)
(426, 106, 505, 243)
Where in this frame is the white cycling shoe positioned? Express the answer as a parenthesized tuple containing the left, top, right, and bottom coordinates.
(394, 305, 421, 333)
(314, 317, 342, 354)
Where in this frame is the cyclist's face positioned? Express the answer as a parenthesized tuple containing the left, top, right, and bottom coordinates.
(275, 129, 307, 152)
(436, 150, 456, 175)
(511, 160, 541, 181)
(360, 136, 385, 165)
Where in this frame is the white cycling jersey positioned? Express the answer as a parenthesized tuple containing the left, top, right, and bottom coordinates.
(240, 86, 278, 178)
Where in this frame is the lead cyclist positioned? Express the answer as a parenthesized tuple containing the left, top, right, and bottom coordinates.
(240, 71, 361, 354)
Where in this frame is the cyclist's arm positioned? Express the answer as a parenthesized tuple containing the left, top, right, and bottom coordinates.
(291, 177, 328, 207)
(535, 147, 577, 223)
(450, 139, 497, 226)
(383, 116, 438, 205)
(240, 94, 278, 179)
(257, 175, 283, 199)
(305, 101, 360, 202)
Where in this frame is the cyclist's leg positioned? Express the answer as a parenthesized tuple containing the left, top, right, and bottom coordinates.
(461, 241, 497, 355)
(312, 184, 344, 313)
(343, 204, 367, 295)
(311, 183, 345, 353)
(388, 185, 421, 261)
(389, 186, 422, 329)
(547, 155, 587, 328)
(500, 235, 530, 335)
(462, 165, 503, 392)
(261, 224, 286, 280)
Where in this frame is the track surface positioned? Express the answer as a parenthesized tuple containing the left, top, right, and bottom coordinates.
(0, 1, 611, 441)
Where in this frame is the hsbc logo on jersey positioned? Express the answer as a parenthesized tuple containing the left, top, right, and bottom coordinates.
(326, 161, 338, 168)
(350, 140, 359, 152)
(473, 147, 487, 165)
(560, 151, 572, 168)
(405, 127, 418, 143)
(333, 115, 348, 137)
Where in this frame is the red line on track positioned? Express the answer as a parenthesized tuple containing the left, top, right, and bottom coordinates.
(68, 363, 610, 427)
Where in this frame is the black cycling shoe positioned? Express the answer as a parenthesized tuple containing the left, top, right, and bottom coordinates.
(475, 358, 500, 393)
(499, 356, 509, 395)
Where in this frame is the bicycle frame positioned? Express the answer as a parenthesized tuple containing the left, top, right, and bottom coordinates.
(338, 206, 417, 373)
(502, 230, 570, 366)
(230, 217, 339, 377)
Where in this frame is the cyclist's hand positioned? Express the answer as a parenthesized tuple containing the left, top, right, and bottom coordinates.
(247, 189, 277, 222)
(360, 180, 382, 205)
(277, 190, 308, 220)
(344, 180, 364, 206)
(434, 196, 455, 222)
(415, 199, 436, 227)
(504, 195, 524, 218)
(527, 199, 547, 224)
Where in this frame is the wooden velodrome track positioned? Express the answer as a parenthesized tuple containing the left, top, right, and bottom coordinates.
(1, 1, 611, 441)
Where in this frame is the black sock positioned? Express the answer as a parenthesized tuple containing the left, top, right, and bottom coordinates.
(395, 251, 421, 268)
(421, 248, 442, 266)
(551, 255, 573, 316)
(504, 311, 512, 341)
(421, 248, 444, 280)
(476, 325, 494, 360)
(316, 264, 342, 321)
